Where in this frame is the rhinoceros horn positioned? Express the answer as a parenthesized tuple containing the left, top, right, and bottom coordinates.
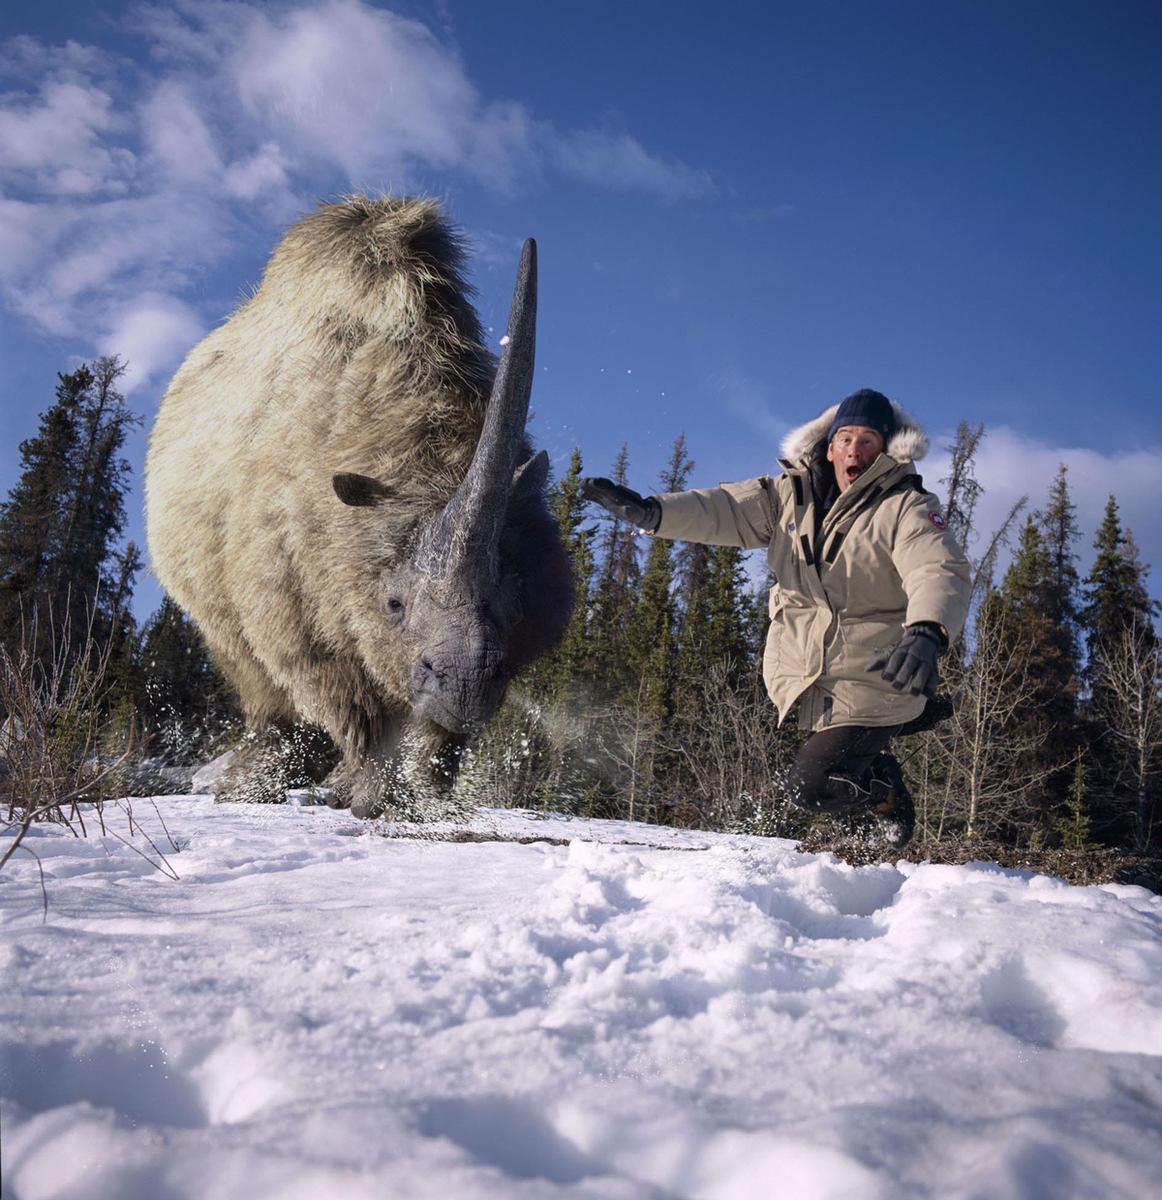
(416, 238, 537, 583)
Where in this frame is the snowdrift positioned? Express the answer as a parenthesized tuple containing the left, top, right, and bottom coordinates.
(3, 797, 1161, 1199)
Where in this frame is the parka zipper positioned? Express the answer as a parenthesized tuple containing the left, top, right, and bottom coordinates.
(822, 484, 884, 562)
(819, 469, 919, 564)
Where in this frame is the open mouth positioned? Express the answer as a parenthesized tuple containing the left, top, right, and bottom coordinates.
(845, 464, 864, 482)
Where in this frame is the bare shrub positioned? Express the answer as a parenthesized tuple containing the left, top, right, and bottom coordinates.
(907, 597, 1054, 848)
(667, 663, 808, 837)
(0, 613, 175, 884)
(456, 687, 623, 818)
(1091, 627, 1162, 850)
(457, 664, 813, 837)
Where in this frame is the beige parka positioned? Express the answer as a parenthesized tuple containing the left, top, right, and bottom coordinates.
(652, 401, 971, 731)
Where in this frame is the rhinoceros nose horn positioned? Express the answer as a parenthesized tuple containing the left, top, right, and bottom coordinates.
(416, 239, 537, 582)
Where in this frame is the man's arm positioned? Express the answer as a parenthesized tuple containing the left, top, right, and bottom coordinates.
(891, 492, 972, 645)
(582, 475, 779, 549)
(651, 476, 779, 548)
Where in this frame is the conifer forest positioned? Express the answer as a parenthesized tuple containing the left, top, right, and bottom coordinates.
(3, 364, 1160, 885)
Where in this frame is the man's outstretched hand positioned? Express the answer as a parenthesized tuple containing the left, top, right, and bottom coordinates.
(580, 477, 661, 532)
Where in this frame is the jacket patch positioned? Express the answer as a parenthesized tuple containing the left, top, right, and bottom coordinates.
(928, 511, 946, 530)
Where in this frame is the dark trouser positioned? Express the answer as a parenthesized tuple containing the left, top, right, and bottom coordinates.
(785, 724, 902, 815)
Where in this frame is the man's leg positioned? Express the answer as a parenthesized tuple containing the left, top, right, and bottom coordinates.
(866, 750, 915, 847)
(786, 725, 916, 847)
(785, 725, 900, 815)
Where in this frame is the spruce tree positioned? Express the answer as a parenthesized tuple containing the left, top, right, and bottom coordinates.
(103, 540, 145, 711)
(624, 539, 675, 723)
(940, 421, 985, 554)
(656, 433, 695, 498)
(588, 444, 643, 701)
(678, 544, 756, 698)
(931, 582, 1055, 842)
(623, 436, 694, 718)
(1041, 467, 1085, 792)
(703, 545, 758, 687)
(1079, 496, 1160, 841)
(676, 541, 712, 693)
(0, 358, 140, 683)
(991, 514, 1081, 834)
(1082, 496, 1158, 686)
(1, 370, 84, 657)
(533, 447, 596, 700)
(137, 597, 240, 762)
(1037, 464, 1082, 636)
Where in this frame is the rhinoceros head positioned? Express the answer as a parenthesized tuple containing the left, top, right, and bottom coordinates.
(332, 239, 545, 734)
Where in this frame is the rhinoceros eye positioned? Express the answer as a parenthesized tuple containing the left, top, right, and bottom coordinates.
(385, 595, 405, 622)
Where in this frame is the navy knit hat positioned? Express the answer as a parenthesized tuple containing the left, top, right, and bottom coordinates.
(828, 388, 896, 443)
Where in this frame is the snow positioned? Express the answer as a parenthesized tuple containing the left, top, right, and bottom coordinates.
(3, 796, 1162, 1199)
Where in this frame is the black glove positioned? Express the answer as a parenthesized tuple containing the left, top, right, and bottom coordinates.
(580, 477, 661, 532)
(869, 623, 944, 696)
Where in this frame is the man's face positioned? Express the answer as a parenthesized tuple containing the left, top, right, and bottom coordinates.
(827, 425, 886, 493)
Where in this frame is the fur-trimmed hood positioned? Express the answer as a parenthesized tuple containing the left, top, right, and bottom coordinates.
(779, 399, 929, 465)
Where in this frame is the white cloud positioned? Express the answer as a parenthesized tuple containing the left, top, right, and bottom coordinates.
(223, 1, 709, 198)
(553, 129, 715, 200)
(99, 292, 206, 393)
(2, 189, 231, 338)
(0, 0, 714, 398)
(0, 198, 51, 275)
(0, 31, 115, 84)
(0, 79, 129, 194)
(131, 0, 255, 69)
(924, 425, 1162, 590)
(223, 140, 290, 199)
(143, 81, 222, 180)
(0, 80, 107, 169)
(234, 1, 497, 179)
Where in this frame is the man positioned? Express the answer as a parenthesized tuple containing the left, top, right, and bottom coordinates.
(581, 388, 971, 847)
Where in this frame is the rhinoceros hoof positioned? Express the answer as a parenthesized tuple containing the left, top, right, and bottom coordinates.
(349, 791, 386, 820)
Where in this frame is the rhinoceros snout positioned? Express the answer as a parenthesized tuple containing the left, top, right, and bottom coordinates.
(412, 647, 507, 733)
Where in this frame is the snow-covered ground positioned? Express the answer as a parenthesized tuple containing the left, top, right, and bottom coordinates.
(3, 796, 1162, 1200)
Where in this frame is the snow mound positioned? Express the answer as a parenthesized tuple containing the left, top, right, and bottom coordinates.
(3, 797, 1161, 1198)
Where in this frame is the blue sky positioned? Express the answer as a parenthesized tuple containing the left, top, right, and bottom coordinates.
(2, 0, 1161, 614)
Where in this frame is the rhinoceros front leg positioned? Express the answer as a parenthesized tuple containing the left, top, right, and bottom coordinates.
(213, 720, 338, 804)
(328, 717, 468, 820)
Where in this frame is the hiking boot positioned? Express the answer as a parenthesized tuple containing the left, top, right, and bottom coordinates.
(867, 752, 915, 849)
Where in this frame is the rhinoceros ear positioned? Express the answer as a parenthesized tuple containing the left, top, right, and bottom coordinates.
(333, 473, 394, 507)
(511, 449, 549, 501)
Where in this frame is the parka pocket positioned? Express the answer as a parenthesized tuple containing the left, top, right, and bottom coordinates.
(768, 604, 818, 682)
(834, 614, 903, 680)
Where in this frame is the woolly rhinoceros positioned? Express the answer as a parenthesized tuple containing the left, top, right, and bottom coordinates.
(146, 196, 572, 816)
